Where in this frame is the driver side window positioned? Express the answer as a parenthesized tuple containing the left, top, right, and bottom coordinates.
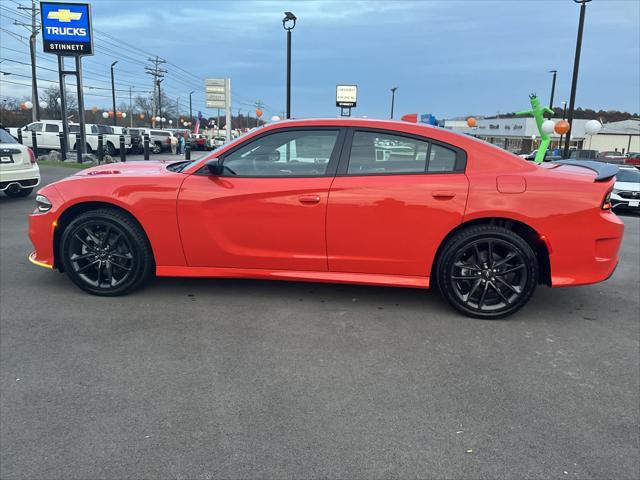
(222, 130, 339, 177)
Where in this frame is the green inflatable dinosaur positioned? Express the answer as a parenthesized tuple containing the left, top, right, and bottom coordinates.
(516, 93, 554, 164)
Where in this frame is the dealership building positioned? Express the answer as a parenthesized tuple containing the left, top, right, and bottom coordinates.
(443, 117, 639, 155)
(443, 117, 590, 154)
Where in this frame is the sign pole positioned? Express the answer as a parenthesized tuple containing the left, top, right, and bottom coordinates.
(57, 55, 69, 158)
(225, 78, 231, 143)
(75, 55, 87, 155)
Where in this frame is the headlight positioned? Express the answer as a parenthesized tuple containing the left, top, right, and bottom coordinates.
(612, 188, 620, 194)
(35, 194, 52, 213)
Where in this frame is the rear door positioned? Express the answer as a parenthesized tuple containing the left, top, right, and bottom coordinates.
(327, 128, 469, 276)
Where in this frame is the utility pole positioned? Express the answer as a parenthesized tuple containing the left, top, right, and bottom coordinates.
(255, 100, 265, 128)
(145, 56, 167, 127)
(189, 91, 194, 131)
(129, 86, 133, 127)
(157, 79, 164, 128)
(15, 0, 40, 121)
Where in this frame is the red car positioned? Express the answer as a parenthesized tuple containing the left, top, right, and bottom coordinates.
(28, 118, 624, 319)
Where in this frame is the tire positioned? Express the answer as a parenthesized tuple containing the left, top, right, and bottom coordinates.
(151, 142, 162, 154)
(436, 225, 538, 319)
(59, 208, 154, 296)
(106, 142, 116, 156)
(4, 186, 33, 198)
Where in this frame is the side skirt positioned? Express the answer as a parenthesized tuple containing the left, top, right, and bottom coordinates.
(156, 266, 430, 289)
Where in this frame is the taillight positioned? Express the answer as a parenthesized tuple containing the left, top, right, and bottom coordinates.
(602, 189, 612, 210)
(27, 147, 36, 164)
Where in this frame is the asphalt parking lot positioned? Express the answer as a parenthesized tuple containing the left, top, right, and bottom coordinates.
(1, 165, 638, 480)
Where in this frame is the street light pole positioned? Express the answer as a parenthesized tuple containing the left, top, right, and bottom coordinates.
(563, 0, 592, 159)
(548, 70, 557, 117)
(189, 90, 194, 131)
(390, 87, 398, 119)
(282, 12, 296, 119)
(110, 61, 118, 126)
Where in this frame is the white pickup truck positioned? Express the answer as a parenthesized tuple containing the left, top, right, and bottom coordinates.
(9, 121, 131, 154)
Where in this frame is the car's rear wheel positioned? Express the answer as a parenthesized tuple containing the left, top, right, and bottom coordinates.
(4, 185, 33, 198)
(60, 208, 154, 296)
(151, 142, 162, 154)
(437, 225, 538, 319)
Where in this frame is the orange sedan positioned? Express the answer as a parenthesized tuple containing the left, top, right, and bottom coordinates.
(28, 118, 623, 318)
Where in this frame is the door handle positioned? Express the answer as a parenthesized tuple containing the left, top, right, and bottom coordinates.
(432, 191, 456, 199)
(299, 195, 321, 204)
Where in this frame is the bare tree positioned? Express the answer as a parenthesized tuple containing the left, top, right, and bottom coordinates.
(40, 85, 77, 120)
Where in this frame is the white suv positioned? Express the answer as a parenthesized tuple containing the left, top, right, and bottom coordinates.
(0, 126, 39, 197)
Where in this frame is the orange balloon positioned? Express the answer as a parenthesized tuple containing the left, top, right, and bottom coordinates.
(139, 113, 145, 120)
(467, 117, 477, 127)
(255, 108, 263, 118)
(20, 102, 27, 110)
(554, 120, 570, 135)
(117, 111, 123, 118)
(108, 111, 114, 118)
(91, 106, 98, 113)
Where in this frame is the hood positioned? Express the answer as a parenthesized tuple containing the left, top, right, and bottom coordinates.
(75, 160, 174, 177)
(614, 181, 640, 191)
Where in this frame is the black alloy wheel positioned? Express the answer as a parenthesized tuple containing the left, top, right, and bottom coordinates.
(60, 209, 153, 295)
(437, 226, 538, 319)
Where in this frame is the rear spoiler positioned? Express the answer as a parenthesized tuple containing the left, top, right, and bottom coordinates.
(551, 160, 619, 181)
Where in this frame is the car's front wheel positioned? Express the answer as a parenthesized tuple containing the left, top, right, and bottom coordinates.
(436, 225, 538, 319)
(60, 208, 154, 296)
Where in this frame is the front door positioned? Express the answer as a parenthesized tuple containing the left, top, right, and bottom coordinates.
(178, 128, 344, 271)
(327, 129, 469, 276)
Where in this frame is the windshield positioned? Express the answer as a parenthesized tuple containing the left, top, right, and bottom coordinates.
(616, 169, 640, 183)
(0, 128, 18, 144)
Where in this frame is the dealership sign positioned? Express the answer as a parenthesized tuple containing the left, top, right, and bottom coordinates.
(40, 2, 93, 55)
(336, 85, 357, 108)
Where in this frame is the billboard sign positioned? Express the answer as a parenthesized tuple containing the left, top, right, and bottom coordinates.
(205, 78, 228, 108)
(40, 2, 93, 56)
(336, 85, 357, 108)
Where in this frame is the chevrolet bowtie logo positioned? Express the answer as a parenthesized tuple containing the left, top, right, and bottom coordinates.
(47, 9, 82, 22)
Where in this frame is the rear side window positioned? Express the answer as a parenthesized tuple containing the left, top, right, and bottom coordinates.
(348, 131, 428, 174)
(346, 130, 464, 175)
(45, 124, 59, 133)
(428, 144, 457, 172)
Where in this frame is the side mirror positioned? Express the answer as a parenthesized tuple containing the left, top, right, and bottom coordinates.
(206, 158, 222, 175)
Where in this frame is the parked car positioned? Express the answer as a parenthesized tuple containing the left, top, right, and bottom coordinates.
(9, 120, 66, 151)
(207, 135, 226, 149)
(130, 128, 173, 154)
(190, 133, 209, 151)
(519, 149, 559, 162)
(0, 125, 39, 197)
(28, 118, 623, 319)
(611, 166, 640, 211)
(104, 126, 134, 154)
(598, 151, 626, 164)
(624, 152, 640, 167)
(568, 149, 599, 160)
(127, 128, 146, 153)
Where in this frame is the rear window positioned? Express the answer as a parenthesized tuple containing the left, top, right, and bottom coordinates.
(0, 129, 17, 144)
(617, 169, 640, 183)
(151, 131, 170, 137)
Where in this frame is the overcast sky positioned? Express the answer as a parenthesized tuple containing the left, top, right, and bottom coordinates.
(1, 0, 638, 120)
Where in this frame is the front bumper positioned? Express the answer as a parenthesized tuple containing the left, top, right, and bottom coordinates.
(611, 192, 640, 209)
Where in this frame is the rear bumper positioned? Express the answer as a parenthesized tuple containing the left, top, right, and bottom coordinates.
(550, 211, 624, 287)
(0, 164, 40, 190)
